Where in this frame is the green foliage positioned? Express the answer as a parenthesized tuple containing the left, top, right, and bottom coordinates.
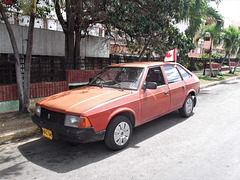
(198, 75, 217, 80)
(198, 70, 240, 84)
(1, 0, 51, 19)
(106, 0, 222, 59)
(180, 57, 204, 71)
(176, 33, 195, 56)
(185, 1, 224, 38)
(223, 26, 240, 56)
(198, 73, 228, 81)
(20, 0, 33, 15)
(201, 53, 224, 59)
(211, 53, 225, 59)
(197, 23, 223, 50)
(106, 0, 201, 57)
(235, 70, 240, 76)
(201, 53, 210, 59)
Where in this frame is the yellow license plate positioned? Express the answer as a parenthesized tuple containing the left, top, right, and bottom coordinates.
(42, 128, 53, 140)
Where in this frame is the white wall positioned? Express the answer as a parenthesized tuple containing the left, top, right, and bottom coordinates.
(0, 23, 110, 58)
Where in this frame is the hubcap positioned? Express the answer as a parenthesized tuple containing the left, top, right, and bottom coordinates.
(185, 98, 193, 115)
(114, 122, 130, 146)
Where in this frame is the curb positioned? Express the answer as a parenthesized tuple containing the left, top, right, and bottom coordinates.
(200, 76, 240, 89)
(0, 126, 39, 145)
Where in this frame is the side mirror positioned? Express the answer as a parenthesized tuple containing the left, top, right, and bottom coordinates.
(143, 82, 157, 90)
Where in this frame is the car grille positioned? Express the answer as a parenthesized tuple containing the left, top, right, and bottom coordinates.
(40, 107, 65, 125)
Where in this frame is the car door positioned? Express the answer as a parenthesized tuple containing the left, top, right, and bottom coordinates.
(163, 65, 186, 112)
(140, 66, 170, 124)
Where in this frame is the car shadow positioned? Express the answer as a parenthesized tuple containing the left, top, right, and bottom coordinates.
(18, 111, 188, 173)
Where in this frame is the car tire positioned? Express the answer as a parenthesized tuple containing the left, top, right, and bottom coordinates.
(104, 116, 132, 151)
(179, 95, 194, 117)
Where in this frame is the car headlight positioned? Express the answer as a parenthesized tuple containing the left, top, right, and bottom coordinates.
(64, 115, 92, 128)
(36, 106, 41, 117)
(64, 115, 79, 128)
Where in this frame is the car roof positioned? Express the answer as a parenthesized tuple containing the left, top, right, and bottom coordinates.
(109, 61, 177, 68)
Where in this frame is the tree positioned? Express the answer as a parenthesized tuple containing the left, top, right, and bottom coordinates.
(196, 23, 223, 76)
(0, 0, 49, 113)
(105, 1, 182, 60)
(221, 26, 240, 74)
(176, 33, 196, 63)
(105, 0, 222, 61)
(54, 0, 108, 67)
(185, 0, 223, 39)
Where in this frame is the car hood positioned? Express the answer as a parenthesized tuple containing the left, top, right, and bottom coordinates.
(37, 86, 130, 115)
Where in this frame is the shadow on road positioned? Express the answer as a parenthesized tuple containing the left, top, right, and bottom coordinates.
(221, 81, 239, 85)
(198, 89, 211, 95)
(18, 111, 188, 173)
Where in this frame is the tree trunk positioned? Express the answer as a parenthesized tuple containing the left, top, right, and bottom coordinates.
(178, 56, 182, 64)
(66, 1, 75, 61)
(74, 30, 81, 69)
(0, 2, 24, 112)
(232, 59, 240, 74)
(209, 41, 215, 77)
(66, 27, 74, 60)
(55, 0, 70, 62)
(138, 34, 153, 62)
(23, 12, 35, 113)
(203, 59, 206, 75)
(216, 54, 227, 75)
(228, 54, 232, 73)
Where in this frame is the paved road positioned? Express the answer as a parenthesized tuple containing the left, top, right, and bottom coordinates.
(1, 79, 240, 180)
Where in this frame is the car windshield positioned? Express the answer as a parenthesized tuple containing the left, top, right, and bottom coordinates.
(89, 67, 144, 90)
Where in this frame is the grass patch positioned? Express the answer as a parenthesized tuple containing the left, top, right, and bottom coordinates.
(198, 70, 240, 85)
(235, 70, 240, 76)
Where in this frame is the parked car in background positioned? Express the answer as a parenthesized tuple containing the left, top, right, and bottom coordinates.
(32, 62, 200, 150)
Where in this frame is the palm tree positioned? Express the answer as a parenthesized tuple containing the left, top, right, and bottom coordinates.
(196, 23, 223, 76)
(221, 26, 240, 74)
(185, 1, 224, 39)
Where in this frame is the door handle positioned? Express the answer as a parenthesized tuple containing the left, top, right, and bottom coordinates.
(182, 86, 186, 90)
(164, 91, 169, 96)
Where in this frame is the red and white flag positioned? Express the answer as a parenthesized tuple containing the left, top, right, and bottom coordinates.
(163, 49, 177, 62)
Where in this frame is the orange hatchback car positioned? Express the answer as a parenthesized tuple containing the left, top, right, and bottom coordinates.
(32, 62, 200, 150)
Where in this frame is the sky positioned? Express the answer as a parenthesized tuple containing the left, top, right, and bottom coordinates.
(210, 0, 240, 27)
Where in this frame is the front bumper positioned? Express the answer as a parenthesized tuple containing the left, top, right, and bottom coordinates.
(32, 114, 105, 143)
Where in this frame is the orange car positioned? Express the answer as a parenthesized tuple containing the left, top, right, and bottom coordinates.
(32, 62, 200, 150)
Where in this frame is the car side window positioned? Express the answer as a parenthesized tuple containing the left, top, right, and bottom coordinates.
(146, 67, 165, 86)
(163, 66, 182, 84)
(177, 66, 190, 80)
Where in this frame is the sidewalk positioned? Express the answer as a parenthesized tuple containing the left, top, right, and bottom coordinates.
(0, 111, 40, 144)
(1, 75, 240, 145)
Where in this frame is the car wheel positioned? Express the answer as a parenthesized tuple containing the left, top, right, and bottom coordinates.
(104, 116, 132, 151)
(179, 95, 194, 117)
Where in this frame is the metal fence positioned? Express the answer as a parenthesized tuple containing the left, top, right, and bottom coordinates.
(31, 57, 66, 83)
(0, 54, 239, 85)
(0, 61, 16, 85)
